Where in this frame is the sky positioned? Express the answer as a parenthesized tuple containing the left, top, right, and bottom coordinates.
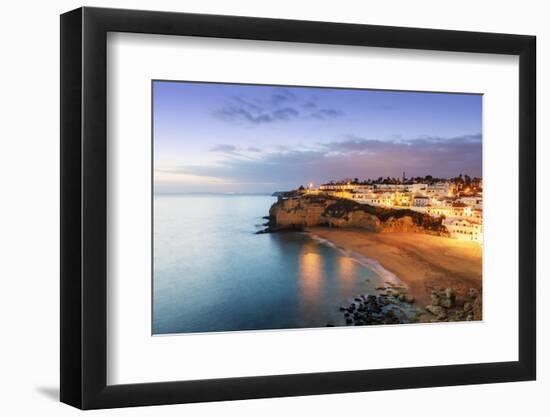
(153, 81, 482, 194)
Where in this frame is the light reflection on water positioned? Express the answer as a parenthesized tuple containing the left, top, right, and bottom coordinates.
(153, 194, 389, 334)
(338, 256, 356, 281)
(298, 243, 324, 318)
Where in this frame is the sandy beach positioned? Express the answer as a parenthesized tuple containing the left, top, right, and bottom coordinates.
(307, 228, 482, 307)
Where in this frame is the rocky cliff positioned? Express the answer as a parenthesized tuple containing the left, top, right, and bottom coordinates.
(263, 194, 445, 235)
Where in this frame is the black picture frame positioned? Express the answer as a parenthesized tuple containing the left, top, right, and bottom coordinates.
(60, 6, 536, 410)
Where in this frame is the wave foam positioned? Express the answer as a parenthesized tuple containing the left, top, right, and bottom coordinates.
(308, 233, 402, 285)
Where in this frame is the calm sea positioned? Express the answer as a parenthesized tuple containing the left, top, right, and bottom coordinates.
(153, 194, 397, 334)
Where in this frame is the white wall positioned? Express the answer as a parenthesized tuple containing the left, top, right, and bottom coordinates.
(0, 0, 545, 415)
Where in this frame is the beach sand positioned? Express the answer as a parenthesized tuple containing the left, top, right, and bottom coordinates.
(307, 228, 482, 307)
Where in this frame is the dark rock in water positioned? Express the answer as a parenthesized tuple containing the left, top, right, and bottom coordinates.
(366, 304, 381, 314)
(340, 289, 420, 325)
(365, 295, 380, 312)
(378, 296, 389, 306)
(382, 315, 399, 325)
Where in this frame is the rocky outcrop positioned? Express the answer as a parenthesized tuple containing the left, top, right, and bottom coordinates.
(325, 210, 381, 230)
(262, 194, 444, 235)
(338, 285, 421, 326)
(380, 216, 425, 233)
(268, 195, 334, 229)
(265, 195, 382, 231)
(337, 283, 481, 326)
(424, 287, 482, 322)
(471, 291, 482, 321)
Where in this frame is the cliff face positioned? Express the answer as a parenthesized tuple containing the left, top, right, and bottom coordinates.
(269, 195, 335, 229)
(269, 196, 380, 232)
(268, 195, 380, 231)
(380, 216, 426, 233)
(265, 194, 444, 235)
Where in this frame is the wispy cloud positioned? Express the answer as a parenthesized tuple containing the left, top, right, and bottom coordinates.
(214, 87, 343, 125)
(210, 143, 264, 158)
(310, 108, 343, 120)
(163, 133, 482, 191)
(325, 133, 481, 153)
(210, 144, 239, 153)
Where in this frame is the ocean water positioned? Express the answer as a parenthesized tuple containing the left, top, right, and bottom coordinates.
(153, 194, 399, 335)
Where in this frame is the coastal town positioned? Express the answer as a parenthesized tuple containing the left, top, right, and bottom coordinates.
(297, 174, 483, 244)
(154, 81, 484, 331)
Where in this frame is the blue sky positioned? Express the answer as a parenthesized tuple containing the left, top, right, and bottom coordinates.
(153, 81, 482, 194)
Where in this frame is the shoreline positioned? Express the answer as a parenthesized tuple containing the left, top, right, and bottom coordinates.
(308, 233, 402, 286)
(306, 227, 482, 308)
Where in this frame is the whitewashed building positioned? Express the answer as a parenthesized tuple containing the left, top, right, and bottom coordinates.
(352, 184, 376, 193)
(442, 218, 483, 244)
(425, 182, 454, 198)
(427, 202, 473, 218)
(374, 184, 408, 192)
(319, 182, 352, 192)
(412, 195, 430, 207)
(352, 192, 393, 206)
(409, 183, 428, 194)
(459, 195, 483, 209)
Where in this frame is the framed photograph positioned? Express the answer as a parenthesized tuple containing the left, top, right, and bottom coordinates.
(60, 7, 536, 409)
